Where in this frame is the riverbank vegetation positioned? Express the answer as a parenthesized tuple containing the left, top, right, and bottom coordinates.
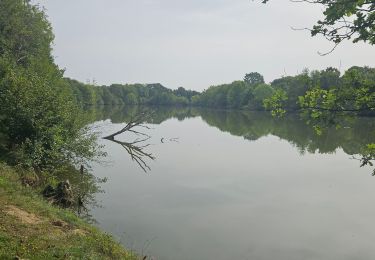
(0, 163, 137, 259)
(0, 0, 102, 172)
(66, 78, 199, 106)
(68, 66, 375, 118)
(0, 0, 136, 258)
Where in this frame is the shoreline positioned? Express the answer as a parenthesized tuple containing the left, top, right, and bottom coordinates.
(0, 163, 137, 260)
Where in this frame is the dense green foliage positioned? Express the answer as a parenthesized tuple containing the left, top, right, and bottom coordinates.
(188, 67, 375, 115)
(265, 66, 375, 117)
(68, 66, 375, 118)
(66, 78, 199, 106)
(244, 72, 265, 85)
(0, 4, 135, 256)
(0, 0, 99, 170)
(261, 0, 375, 48)
(192, 78, 275, 110)
(262, 66, 375, 170)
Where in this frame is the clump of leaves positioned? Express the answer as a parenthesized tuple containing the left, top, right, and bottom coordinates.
(263, 89, 288, 117)
(360, 143, 375, 176)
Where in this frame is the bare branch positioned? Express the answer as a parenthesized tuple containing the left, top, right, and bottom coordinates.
(103, 111, 154, 140)
(103, 111, 156, 172)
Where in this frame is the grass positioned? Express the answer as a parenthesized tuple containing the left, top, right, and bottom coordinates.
(0, 163, 138, 260)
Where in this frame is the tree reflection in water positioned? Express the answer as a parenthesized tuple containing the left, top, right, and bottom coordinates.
(85, 105, 374, 175)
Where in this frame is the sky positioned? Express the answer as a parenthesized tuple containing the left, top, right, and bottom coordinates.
(36, 0, 375, 91)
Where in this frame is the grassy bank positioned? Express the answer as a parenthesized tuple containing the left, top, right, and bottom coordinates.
(0, 163, 137, 260)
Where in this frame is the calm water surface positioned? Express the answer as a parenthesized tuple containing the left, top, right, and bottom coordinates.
(89, 107, 375, 260)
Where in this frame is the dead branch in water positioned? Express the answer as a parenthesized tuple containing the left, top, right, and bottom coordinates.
(103, 111, 153, 140)
(103, 111, 155, 172)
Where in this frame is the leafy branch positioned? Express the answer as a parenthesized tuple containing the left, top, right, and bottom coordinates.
(259, 0, 375, 53)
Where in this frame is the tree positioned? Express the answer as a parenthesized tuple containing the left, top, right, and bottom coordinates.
(125, 92, 138, 105)
(251, 83, 275, 109)
(260, 0, 375, 53)
(0, 0, 100, 170)
(244, 72, 265, 85)
(226, 81, 246, 108)
(271, 70, 311, 110)
(310, 67, 341, 90)
(0, 0, 54, 66)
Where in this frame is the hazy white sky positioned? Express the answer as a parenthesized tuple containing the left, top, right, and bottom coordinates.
(36, 0, 375, 91)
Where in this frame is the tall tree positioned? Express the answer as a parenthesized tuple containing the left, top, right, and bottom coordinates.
(244, 72, 265, 85)
(0, 0, 99, 170)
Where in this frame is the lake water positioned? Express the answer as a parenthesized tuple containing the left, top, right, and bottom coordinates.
(89, 106, 375, 260)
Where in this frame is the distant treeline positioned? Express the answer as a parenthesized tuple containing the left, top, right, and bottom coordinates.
(67, 66, 375, 115)
(194, 67, 375, 114)
(66, 78, 199, 106)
